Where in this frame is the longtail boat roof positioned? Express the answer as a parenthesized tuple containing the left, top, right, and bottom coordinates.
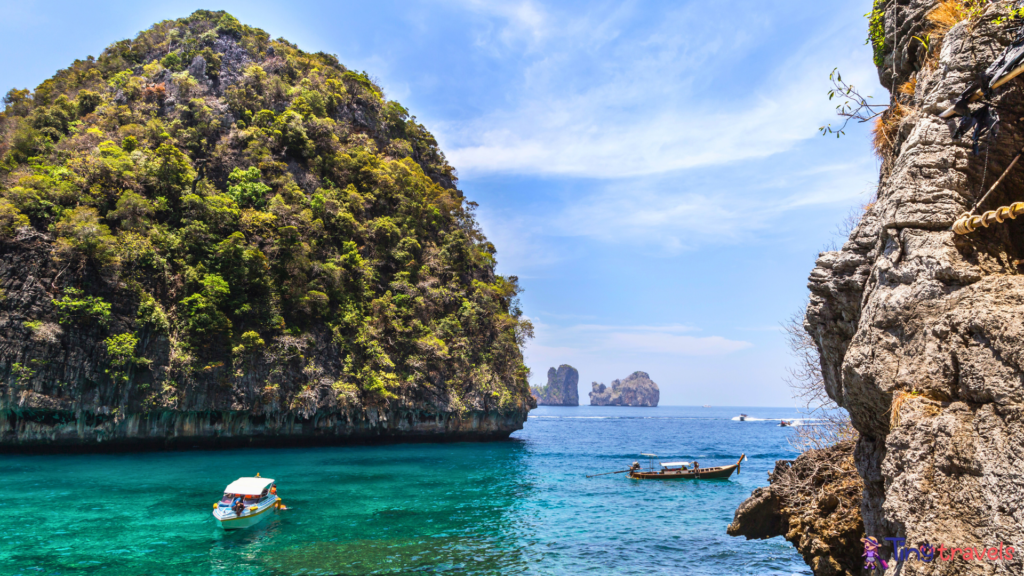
(223, 477, 274, 495)
(661, 462, 691, 467)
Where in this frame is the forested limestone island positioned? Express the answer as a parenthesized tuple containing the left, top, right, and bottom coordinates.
(529, 364, 579, 406)
(589, 371, 659, 407)
(0, 10, 536, 452)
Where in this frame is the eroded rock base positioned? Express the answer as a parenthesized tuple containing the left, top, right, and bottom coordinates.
(729, 441, 863, 576)
(1, 408, 526, 453)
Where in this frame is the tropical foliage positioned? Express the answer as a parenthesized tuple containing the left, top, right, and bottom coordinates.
(0, 10, 532, 411)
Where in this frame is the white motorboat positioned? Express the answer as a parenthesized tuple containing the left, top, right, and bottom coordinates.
(212, 475, 283, 530)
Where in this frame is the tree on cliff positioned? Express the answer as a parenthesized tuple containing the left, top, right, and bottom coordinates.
(784, 310, 856, 451)
(0, 10, 534, 438)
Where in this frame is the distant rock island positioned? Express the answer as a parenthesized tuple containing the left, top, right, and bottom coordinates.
(530, 365, 580, 406)
(589, 371, 659, 406)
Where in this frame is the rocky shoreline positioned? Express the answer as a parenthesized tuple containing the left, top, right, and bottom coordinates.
(729, 441, 863, 576)
(0, 408, 527, 453)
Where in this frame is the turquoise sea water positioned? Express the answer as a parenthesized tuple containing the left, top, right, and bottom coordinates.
(0, 406, 811, 575)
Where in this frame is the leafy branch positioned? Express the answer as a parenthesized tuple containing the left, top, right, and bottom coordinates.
(819, 68, 888, 138)
(994, 5, 1024, 25)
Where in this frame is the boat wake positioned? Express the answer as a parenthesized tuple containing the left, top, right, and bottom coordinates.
(533, 416, 744, 421)
(731, 417, 820, 424)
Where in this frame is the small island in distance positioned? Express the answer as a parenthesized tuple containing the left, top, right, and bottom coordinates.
(589, 371, 659, 407)
(530, 365, 580, 406)
(530, 366, 660, 407)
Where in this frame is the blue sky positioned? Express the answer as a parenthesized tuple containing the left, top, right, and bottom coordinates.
(0, 0, 884, 406)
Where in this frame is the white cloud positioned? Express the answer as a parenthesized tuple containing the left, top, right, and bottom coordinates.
(476, 153, 877, 274)
(438, 2, 879, 179)
(522, 318, 755, 397)
(553, 157, 877, 250)
(444, 0, 549, 47)
(526, 319, 750, 358)
(606, 332, 751, 355)
(446, 0, 884, 265)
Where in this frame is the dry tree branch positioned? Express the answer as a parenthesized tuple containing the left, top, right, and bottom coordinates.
(819, 68, 889, 138)
(783, 305, 857, 452)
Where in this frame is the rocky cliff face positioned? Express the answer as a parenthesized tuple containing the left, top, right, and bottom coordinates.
(530, 364, 579, 406)
(589, 371, 659, 406)
(805, 1, 1024, 573)
(728, 441, 863, 576)
(0, 11, 534, 452)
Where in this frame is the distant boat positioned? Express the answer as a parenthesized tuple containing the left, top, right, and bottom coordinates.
(702, 404, 711, 408)
(779, 420, 792, 427)
(737, 413, 749, 421)
(212, 475, 284, 530)
(626, 454, 745, 480)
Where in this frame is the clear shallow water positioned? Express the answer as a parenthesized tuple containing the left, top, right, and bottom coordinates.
(0, 406, 810, 575)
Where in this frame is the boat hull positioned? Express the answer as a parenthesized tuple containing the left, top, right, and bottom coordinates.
(214, 497, 280, 530)
(628, 455, 744, 481)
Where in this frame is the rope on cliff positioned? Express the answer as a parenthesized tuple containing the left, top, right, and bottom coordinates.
(953, 202, 1024, 235)
(953, 147, 1024, 235)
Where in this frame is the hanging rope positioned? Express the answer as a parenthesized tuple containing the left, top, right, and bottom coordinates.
(953, 202, 1024, 234)
(953, 146, 1024, 235)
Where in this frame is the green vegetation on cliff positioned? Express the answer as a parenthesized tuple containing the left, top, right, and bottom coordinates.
(0, 10, 533, 422)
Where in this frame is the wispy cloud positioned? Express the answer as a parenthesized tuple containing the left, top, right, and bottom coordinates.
(438, 2, 876, 179)
(606, 332, 751, 355)
(444, 0, 549, 48)
(480, 153, 877, 275)
(444, 0, 882, 269)
(522, 318, 753, 388)
(526, 319, 751, 357)
(736, 325, 785, 333)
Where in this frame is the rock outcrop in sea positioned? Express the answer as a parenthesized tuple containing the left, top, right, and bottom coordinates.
(0, 11, 534, 452)
(728, 441, 863, 576)
(588, 371, 658, 406)
(736, 3, 1024, 574)
(530, 365, 579, 406)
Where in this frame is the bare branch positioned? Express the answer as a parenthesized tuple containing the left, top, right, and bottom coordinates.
(783, 303, 857, 450)
(819, 67, 888, 138)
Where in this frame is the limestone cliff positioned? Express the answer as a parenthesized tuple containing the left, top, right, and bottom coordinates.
(589, 371, 659, 406)
(803, 1, 1024, 573)
(0, 11, 534, 452)
(530, 364, 579, 406)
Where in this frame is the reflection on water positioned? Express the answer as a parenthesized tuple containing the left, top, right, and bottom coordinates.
(1, 406, 809, 575)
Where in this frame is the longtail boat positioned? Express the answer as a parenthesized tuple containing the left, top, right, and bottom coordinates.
(625, 453, 745, 480)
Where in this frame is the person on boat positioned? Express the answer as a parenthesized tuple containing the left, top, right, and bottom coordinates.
(692, 461, 699, 471)
(271, 485, 277, 496)
(231, 496, 245, 517)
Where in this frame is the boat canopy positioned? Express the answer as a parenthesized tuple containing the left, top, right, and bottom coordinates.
(661, 462, 691, 468)
(223, 477, 275, 495)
